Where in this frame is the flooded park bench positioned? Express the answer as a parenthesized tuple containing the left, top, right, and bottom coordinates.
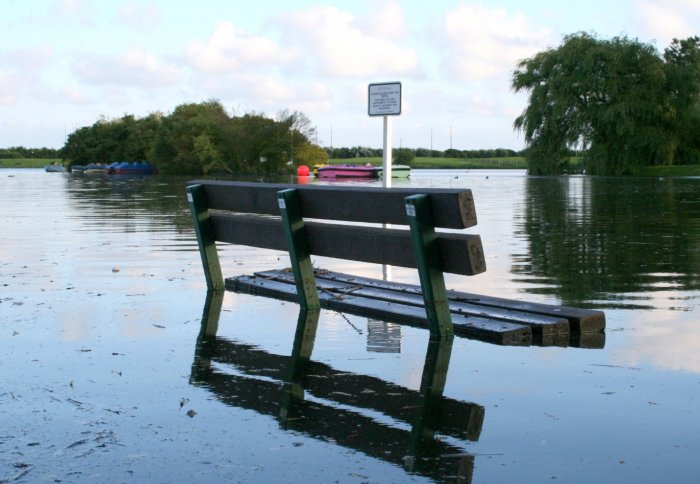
(185, 180, 606, 479)
(186, 180, 605, 346)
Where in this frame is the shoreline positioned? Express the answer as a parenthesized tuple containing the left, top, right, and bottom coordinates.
(5, 158, 700, 176)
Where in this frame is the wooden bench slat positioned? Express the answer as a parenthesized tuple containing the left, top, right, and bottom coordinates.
(189, 180, 477, 228)
(258, 269, 569, 337)
(210, 212, 486, 276)
(227, 274, 533, 346)
(315, 270, 606, 333)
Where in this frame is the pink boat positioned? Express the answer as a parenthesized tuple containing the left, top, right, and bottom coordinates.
(317, 164, 380, 179)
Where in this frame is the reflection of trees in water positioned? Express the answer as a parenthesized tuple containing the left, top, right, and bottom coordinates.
(517, 177, 700, 307)
(61, 174, 194, 233)
(61, 174, 296, 235)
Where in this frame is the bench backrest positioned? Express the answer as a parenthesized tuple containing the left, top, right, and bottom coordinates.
(186, 180, 486, 338)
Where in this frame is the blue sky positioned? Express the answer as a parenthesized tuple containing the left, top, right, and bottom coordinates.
(1, 0, 698, 151)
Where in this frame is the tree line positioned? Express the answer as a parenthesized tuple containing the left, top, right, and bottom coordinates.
(0, 146, 60, 159)
(513, 33, 700, 175)
(61, 100, 326, 175)
(3, 132, 522, 171)
(55, 100, 524, 173)
(328, 146, 521, 160)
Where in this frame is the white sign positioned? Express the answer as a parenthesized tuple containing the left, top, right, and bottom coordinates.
(368, 82, 401, 116)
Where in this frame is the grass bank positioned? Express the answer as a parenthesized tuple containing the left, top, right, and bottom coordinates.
(0, 158, 62, 168)
(638, 165, 700, 177)
(328, 156, 527, 169)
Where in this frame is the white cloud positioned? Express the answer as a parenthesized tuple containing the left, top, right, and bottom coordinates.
(73, 47, 180, 87)
(634, 0, 700, 45)
(184, 21, 298, 74)
(440, 4, 552, 81)
(0, 70, 22, 105)
(277, 5, 420, 78)
(364, 1, 407, 39)
(248, 78, 333, 115)
(50, 0, 97, 26)
(0, 46, 54, 106)
(61, 85, 95, 104)
(55, 0, 84, 14)
(115, 2, 162, 29)
(224, 72, 333, 115)
(613, 300, 700, 374)
(0, 45, 54, 72)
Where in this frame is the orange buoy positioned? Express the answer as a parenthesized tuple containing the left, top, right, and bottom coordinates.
(297, 165, 310, 176)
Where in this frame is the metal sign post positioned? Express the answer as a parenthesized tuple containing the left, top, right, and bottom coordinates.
(383, 116, 393, 185)
(368, 82, 401, 188)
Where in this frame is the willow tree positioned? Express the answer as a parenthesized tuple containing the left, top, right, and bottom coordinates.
(512, 33, 673, 175)
(664, 36, 700, 164)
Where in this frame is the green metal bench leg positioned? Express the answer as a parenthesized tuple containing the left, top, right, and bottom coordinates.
(187, 184, 224, 291)
(405, 194, 454, 339)
(277, 189, 320, 310)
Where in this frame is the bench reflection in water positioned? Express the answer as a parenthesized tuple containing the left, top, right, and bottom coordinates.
(190, 291, 485, 482)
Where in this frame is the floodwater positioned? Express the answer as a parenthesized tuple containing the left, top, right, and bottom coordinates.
(2, 168, 700, 483)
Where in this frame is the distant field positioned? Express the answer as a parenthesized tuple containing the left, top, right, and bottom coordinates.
(328, 156, 527, 169)
(324, 158, 700, 175)
(412, 157, 526, 169)
(0, 158, 61, 168)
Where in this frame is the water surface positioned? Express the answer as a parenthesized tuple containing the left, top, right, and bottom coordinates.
(2, 169, 699, 482)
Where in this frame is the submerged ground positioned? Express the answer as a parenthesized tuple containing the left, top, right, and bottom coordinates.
(2, 169, 700, 483)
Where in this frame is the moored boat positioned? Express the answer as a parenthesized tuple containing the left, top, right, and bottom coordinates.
(377, 165, 411, 178)
(107, 161, 157, 175)
(84, 163, 108, 173)
(317, 164, 379, 179)
(44, 163, 64, 172)
(70, 162, 109, 174)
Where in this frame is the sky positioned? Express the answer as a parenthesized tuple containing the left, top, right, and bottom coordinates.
(1, 0, 699, 151)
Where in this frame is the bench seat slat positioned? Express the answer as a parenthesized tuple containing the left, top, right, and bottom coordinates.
(314, 270, 606, 333)
(227, 275, 532, 346)
(189, 180, 477, 229)
(257, 269, 569, 336)
(210, 212, 486, 276)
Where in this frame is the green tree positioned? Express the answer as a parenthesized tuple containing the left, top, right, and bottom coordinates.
(277, 109, 317, 144)
(0, 146, 59, 158)
(125, 113, 162, 162)
(664, 36, 700, 164)
(230, 113, 291, 175)
(194, 133, 230, 174)
(295, 143, 329, 167)
(392, 148, 415, 166)
(61, 99, 319, 175)
(512, 33, 681, 175)
(150, 100, 231, 174)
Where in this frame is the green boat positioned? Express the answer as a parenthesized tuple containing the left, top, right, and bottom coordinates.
(377, 165, 411, 178)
